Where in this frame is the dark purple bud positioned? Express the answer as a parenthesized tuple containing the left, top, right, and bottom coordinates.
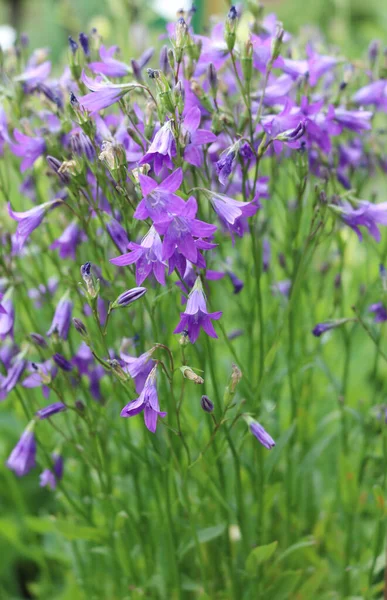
(208, 63, 218, 96)
(159, 45, 169, 74)
(81, 262, 91, 277)
(37, 83, 63, 109)
(68, 36, 78, 55)
(112, 287, 147, 308)
(79, 32, 89, 56)
(29, 333, 47, 348)
(228, 6, 238, 20)
(72, 318, 88, 336)
(312, 318, 352, 337)
(369, 303, 387, 323)
(75, 399, 86, 412)
(46, 156, 70, 185)
(201, 395, 214, 413)
(53, 353, 73, 372)
(147, 68, 158, 79)
(368, 40, 379, 66)
(70, 130, 95, 160)
(70, 91, 79, 107)
(36, 402, 66, 419)
(276, 121, 305, 142)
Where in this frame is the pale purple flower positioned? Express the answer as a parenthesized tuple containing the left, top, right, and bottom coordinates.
(79, 71, 136, 113)
(14, 61, 51, 85)
(334, 108, 373, 132)
(6, 425, 36, 476)
(40, 452, 63, 489)
(334, 200, 387, 242)
(120, 365, 166, 433)
(8, 198, 62, 252)
(0, 354, 26, 401)
(22, 360, 57, 399)
(0, 296, 14, 339)
(110, 226, 167, 286)
(250, 420, 275, 449)
(216, 150, 236, 186)
(174, 277, 222, 343)
(139, 121, 176, 175)
(182, 106, 217, 167)
(47, 294, 73, 339)
(121, 348, 156, 393)
(9, 129, 46, 171)
(134, 168, 186, 222)
(352, 80, 387, 109)
(209, 192, 257, 236)
(50, 221, 86, 260)
(89, 45, 131, 77)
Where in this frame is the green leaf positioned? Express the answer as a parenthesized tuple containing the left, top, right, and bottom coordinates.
(25, 516, 105, 542)
(179, 523, 226, 558)
(276, 539, 316, 563)
(245, 541, 278, 575)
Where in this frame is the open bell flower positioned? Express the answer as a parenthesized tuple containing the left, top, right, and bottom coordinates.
(174, 277, 222, 343)
(120, 365, 166, 433)
(8, 198, 62, 252)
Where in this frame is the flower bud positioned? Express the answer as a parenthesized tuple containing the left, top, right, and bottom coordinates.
(244, 415, 275, 449)
(68, 36, 78, 55)
(36, 402, 66, 419)
(108, 359, 129, 382)
(46, 156, 70, 185)
(81, 262, 98, 298)
(225, 6, 238, 52)
(271, 23, 284, 61)
(75, 399, 86, 412)
(180, 366, 204, 384)
(111, 287, 147, 309)
(312, 318, 353, 337)
(79, 32, 89, 56)
(190, 80, 214, 113)
(53, 353, 73, 372)
(208, 63, 218, 98)
(230, 363, 242, 394)
(201, 395, 214, 413)
(72, 317, 88, 337)
(242, 40, 253, 83)
(29, 333, 47, 348)
(160, 45, 170, 74)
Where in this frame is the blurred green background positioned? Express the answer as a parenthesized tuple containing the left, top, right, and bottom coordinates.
(0, 0, 386, 60)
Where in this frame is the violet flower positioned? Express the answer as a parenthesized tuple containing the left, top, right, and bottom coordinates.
(40, 452, 64, 490)
(0, 354, 26, 401)
(208, 191, 257, 237)
(112, 287, 147, 308)
(369, 303, 387, 323)
(216, 149, 236, 186)
(9, 129, 46, 172)
(120, 365, 166, 433)
(6, 424, 37, 476)
(181, 106, 217, 167)
(332, 200, 387, 242)
(134, 168, 186, 222)
(89, 45, 131, 77)
(106, 217, 130, 253)
(46, 293, 73, 340)
(79, 71, 137, 113)
(22, 360, 57, 399)
(8, 198, 62, 252)
(121, 348, 156, 393)
(139, 120, 176, 175)
(110, 226, 167, 286)
(50, 221, 86, 259)
(155, 196, 217, 264)
(174, 277, 222, 343)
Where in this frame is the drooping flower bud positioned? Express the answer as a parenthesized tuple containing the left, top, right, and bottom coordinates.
(72, 317, 88, 338)
(180, 366, 204, 384)
(201, 395, 214, 412)
(36, 402, 66, 419)
(312, 318, 353, 337)
(271, 23, 284, 61)
(108, 359, 129, 382)
(244, 416, 275, 449)
(111, 287, 147, 309)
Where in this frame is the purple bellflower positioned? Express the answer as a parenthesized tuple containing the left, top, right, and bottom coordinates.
(23, 360, 58, 399)
(174, 276, 222, 343)
(139, 120, 176, 175)
(369, 303, 387, 323)
(331, 200, 387, 242)
(89, 45, 131, 77)
(79, 71, 137, 113)
(0, 295, 14, 339)
(248, 418, 275, 449)
(133, 168, 187, 222)
(120, 365, 166, 433)
(36, 402, 67, 419)
(9, 129, 46, 172)
(40, 452, 64, 490)
(8, 198, 62, 252)
(50, 221, 86, 259)
(6, 423, 37, 477)
(46, 293, 73, 340)
(110, 226, 167, 286)
(155, 196, 217, 265)
(121, 348, 156, 393)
